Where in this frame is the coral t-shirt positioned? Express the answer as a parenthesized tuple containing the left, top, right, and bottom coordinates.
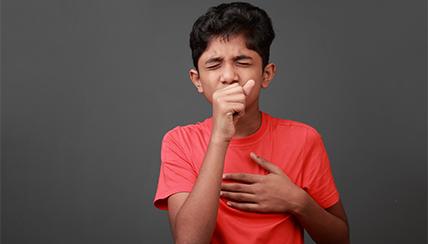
(154, 112, 339, 244)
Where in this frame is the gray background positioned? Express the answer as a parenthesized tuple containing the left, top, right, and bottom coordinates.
(2, 0, 426, 243)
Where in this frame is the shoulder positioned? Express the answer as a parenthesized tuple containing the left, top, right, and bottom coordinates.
(264, 112, 322, 139)
(162, 118, 212, 143)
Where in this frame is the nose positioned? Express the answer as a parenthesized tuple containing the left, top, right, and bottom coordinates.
(221, 64, 238, 84)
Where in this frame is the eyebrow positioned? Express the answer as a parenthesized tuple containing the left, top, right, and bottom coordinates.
(204, 55, 253, 65)
(234, 55, 253, 61)
(205, 57, 223, 65)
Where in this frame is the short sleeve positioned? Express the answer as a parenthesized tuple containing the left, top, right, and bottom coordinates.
(301, 128, 340, 209)
(153, 129, 198, 210)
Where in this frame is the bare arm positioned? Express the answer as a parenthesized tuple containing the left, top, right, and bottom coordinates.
(295, 197, 349, 244)
(168, 139, 229, 244)
(167, 81, 256, 244)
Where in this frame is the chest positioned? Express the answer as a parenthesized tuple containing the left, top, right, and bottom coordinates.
(188, 136, 306, 185)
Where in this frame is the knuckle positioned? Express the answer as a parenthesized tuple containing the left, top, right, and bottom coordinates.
(242, 206, 250, 211)
(212, 91, 220, 100)
(237, 194, 244, 201)
(233, 184, 242, 191)
(258, 177, 267, 184)
(239, 173, 248, 181)
(236, 183, 247, 192)
(217, 96, 226, 103)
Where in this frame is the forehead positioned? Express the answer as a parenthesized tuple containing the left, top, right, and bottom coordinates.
(200, 35, 257, 59)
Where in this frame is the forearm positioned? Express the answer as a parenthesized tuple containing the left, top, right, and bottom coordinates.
(173, 138, 229, 244)
(292, 193, 350, 244)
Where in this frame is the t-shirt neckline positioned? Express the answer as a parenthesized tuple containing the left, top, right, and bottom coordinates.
(203, 111, 269, 147)
(228, 111, 269, 147)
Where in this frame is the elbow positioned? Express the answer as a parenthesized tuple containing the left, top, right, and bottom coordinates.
(335, 229, 350, 244)
(338, 230, 350, 244)
(343, 225, 350, 244)
(344, 234, 351, 244)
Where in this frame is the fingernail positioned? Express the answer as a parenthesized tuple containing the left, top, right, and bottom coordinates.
(227, 201, 232, 206)
(250, 152, 258, 158)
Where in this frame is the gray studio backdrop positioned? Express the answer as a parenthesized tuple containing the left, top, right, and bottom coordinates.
(2, 0, 426, 243)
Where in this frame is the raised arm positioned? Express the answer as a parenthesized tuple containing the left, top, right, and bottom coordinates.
(168, 138, 229, 244)
(167, 80, 255, 244)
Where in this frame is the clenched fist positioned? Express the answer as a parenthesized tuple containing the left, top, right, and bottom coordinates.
(211, 80, 255, 143)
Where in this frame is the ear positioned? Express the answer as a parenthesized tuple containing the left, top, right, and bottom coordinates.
(261, 63, 276, 89)
(190, 69, 204, 93)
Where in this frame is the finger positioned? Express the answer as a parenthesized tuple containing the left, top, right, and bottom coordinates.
(221, 182, 253, 193)
(220, 93, 246, 103)
(212, 84, 243, 101)
(220, 191, 257, 203)
(231, 103, 246, 123)
(250, 152, 281, 174)
(214, 93, 246, 116)
(243, 79, 255, 97)
(220, 83, 242, 94)
(225, 201, 261, 212)
(222, 173, 261, 183)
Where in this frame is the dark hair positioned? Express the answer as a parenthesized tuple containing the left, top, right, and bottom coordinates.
(190, 2, 275, 70)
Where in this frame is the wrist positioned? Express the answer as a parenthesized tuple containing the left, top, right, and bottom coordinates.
(288, 189, 310, 216)
(210, 128, 234, 145)
(209, 133, 232, 147)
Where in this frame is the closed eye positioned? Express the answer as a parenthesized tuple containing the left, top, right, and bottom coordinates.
(235, 55, 253, 67)
(207, 63, 221, 69)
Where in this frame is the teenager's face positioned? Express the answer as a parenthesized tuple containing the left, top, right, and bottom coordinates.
(190, 35, 274, 110)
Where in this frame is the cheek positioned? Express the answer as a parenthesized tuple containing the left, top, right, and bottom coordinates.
(202, 90, 214, 104)
(251, 87, 261, 99)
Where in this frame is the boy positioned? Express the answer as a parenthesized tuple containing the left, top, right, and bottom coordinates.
(154, 2, 350, 243)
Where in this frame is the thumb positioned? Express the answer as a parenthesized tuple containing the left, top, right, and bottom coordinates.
(250, 152, 281, 174)
(243, 79, 255, 96)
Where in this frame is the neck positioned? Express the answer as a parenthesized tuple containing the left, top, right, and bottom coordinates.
(233, 108, 262, 138)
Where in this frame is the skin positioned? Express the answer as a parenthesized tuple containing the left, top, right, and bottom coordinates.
(167, 35, 350, 244)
